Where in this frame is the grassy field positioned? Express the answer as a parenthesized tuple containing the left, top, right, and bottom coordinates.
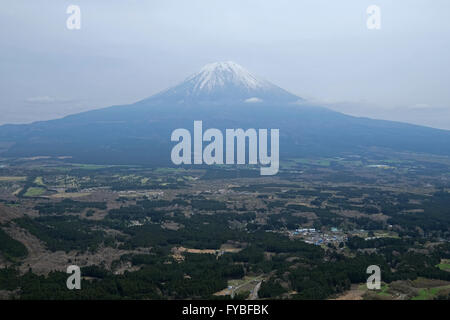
(374, 231, 400, 239)
(50, 192, 91, 199)
(24, 187, 45, 197)
(71, 164, 112, 170)
(154, 167, 187, 174)
(412, 288, 439, 300)
(437, 259, 450, 271)
(0, 176, 26, 182)
(412, 284, 450, 300)
(377, 283, 391, 297)
(34, 176, 45, 185)
(295, 158, 331, 167)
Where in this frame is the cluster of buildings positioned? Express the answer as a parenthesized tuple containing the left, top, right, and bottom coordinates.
(289, 227, 347, 246)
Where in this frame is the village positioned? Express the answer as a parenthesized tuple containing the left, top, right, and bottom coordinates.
(287, 227, 348, 247)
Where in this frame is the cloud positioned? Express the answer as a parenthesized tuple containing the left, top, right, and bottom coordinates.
(25, 96, 76, 104)
(244, 97, 263, 103)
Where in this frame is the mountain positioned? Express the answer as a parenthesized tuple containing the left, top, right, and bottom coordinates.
(147, 61, 301, 105)
(0, 61, 449, 165)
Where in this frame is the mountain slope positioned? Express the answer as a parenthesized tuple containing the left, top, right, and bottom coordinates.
(0, 62, 449, 165)
(145, 61, 301, 105)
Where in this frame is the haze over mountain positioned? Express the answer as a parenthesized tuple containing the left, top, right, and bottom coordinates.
(0, 62, 449, 165)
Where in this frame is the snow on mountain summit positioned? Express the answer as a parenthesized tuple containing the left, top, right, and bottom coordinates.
(186, 61, 271, 93)
(147, 61, 302, 105)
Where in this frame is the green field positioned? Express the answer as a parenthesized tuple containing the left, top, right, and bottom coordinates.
(377, 283, 391, 297)
(412, 288, 440, 300)
(412, 285, 450, 300)
(24, 187, 45, 197)
(71, 164, 112, 170)
(34, 176, 45, 185)
(154, 167, 187, 174)
(297, 159, 331, 166)
(0, 176, 26, 182)
(437, 259, 450, 271)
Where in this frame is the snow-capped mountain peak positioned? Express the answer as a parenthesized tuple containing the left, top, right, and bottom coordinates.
(148, 61, 301, 105)
(186, 61, 270, 92)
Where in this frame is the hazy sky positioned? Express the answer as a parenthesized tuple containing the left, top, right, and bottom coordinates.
(1, 0, 450, 129)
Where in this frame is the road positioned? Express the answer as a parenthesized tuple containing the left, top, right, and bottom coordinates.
(230, 276, 263, 299)
(249, 281, 262, 300)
